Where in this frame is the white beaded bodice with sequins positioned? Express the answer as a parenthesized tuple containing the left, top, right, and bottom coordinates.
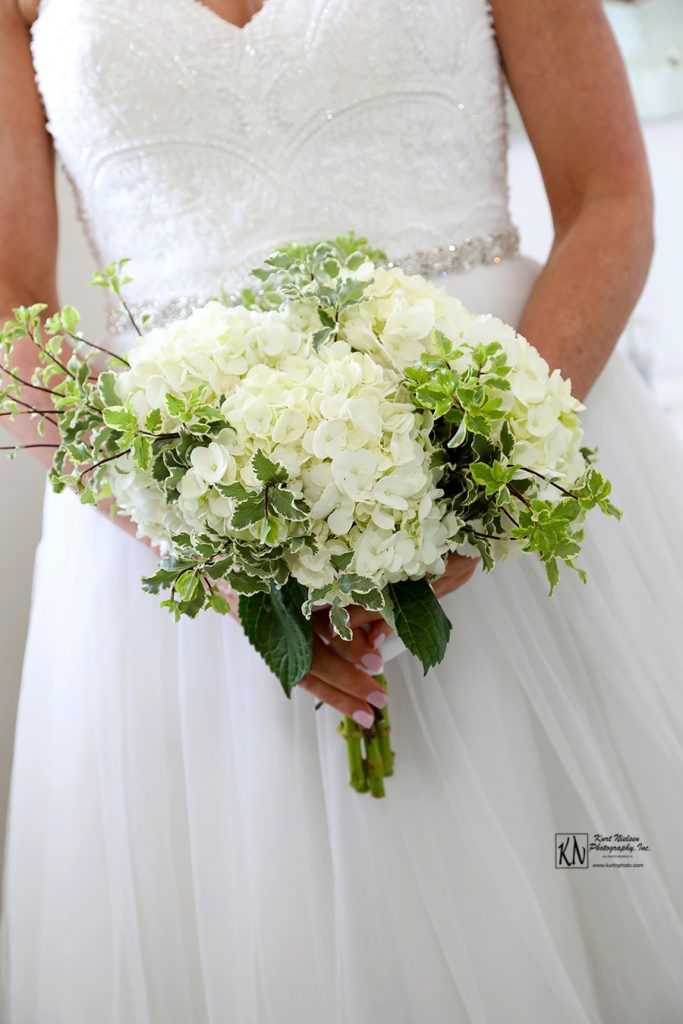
(30, 0, 519, 323)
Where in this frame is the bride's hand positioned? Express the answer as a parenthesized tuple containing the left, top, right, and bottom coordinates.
(226, 590, 387, 725)
(430, 552, 481, 599)
(297, 635, 387, 727)
(345, 553, 481, 648)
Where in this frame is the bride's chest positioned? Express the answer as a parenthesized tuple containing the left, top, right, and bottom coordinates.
(30, 0, 496, 150)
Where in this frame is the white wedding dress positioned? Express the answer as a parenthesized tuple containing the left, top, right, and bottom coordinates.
(2, 1, 683, 1021)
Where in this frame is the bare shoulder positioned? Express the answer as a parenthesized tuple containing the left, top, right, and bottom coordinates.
(488, 0, 623, 88)
(0, 0, 58, 299)
(487, 0, 651, 222)
(4, 0, 39, 28)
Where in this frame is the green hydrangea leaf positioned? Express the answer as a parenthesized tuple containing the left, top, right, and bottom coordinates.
(238, 580, 313, 696)
(386, 578, 452, 673)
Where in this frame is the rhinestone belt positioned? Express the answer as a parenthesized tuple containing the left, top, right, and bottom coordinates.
(108, 227, 520, 334)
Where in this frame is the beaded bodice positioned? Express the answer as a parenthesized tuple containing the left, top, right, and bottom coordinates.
(30, 0, 519, 323)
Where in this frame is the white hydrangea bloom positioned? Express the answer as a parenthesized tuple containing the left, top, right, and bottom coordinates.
(108, 263, 587, 592)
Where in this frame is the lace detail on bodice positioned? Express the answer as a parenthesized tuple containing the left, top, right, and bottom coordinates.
(30, 0, 519, 313)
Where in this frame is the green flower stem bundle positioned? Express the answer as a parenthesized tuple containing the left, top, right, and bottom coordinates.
(338, 673, 393, 797)
(0, 232, 621, 797)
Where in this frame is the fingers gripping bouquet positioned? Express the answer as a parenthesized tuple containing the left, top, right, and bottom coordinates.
(0, 233, 620, 797)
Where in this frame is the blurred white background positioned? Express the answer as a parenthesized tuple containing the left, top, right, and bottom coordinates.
(1, 0, 682, 889)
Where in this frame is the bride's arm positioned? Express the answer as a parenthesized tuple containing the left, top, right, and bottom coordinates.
(0, 0, 62, 466)
(0, 2, 138, 547)
(489, 0, 654, 400)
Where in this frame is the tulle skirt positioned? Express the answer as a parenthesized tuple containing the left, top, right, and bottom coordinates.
(2, 255, 683, 1023)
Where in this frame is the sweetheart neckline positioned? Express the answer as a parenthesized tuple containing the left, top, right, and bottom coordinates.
(30, 0, 279, 39)
(182, 0, 275, 36)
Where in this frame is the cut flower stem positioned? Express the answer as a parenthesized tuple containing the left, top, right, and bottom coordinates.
(337, 673, 393, 798)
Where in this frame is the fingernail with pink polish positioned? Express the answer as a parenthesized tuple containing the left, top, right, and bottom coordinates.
(352, 709, 375, 729)
(374, 631, 388, 646)
(367, 690, 387, 709)
(361, 652, 384, 674)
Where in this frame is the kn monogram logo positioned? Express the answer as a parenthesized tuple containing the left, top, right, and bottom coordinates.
(555, 833, 589, 869)
(555, 832, 652, 870)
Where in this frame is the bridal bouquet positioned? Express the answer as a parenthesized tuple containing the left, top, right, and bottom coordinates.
(0, 232, 620, 797)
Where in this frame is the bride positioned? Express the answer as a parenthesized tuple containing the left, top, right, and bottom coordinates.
(2, 0, 683, 1020)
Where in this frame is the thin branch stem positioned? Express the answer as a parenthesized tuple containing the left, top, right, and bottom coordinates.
(65, 329, 131, 367)
(0, 409, 60, 426)
(115, 296, 142, 337)
(0, 443, 59, 451)
(0, 396, 60, 428)
(484, 491, 519, 530)
(469, 528, 504, 541)
(2, 365, 99, 416)
(79, 447, 131, 482)
(28, 324, 77, 381)
(10, 395, 53, 414)
(518, 465, 578, 500)
(1, 365, 60, 397)
(509, 483, 531, 508)
(500, 505, 519, 529)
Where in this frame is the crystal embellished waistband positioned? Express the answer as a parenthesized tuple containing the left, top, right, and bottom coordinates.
(107, 227, 520, 334)
(383, 227, 520, 276)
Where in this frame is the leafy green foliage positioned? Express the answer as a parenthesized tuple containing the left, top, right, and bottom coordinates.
(237, 231, 388, 350)
(0, 301, 143, 505)
(239, 580, 314, 695)
(386, 579, 452, 673)
(302, 572, 385, 642)
(470, 459, 517, 496)
(216, 449, 312, 548)
(403, 335, 621, 594)
(0, 232, 623, 695)
(90, 258, 133, 296)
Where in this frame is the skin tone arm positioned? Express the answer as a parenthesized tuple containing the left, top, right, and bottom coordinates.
(357, 0, 655, 649)
(491, 0, 654, 400)
(1, 0, 143, 536)
(1, 0, 59, 466)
